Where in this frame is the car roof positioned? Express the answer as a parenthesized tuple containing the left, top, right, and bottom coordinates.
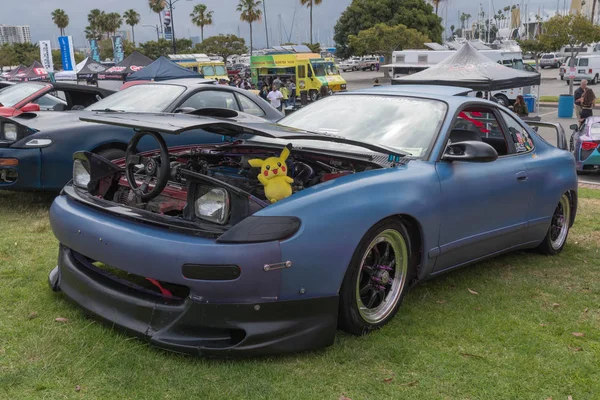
(351, 85, 472, 97)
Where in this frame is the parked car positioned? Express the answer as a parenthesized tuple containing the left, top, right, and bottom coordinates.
(48, 85, 577, 357)
(569, 117, 600, 173)
(0, 82, 113, 117)
(559, 56, 572, 80)
(540, 53, 562, 69)
(359, 56, 380, 71)
(564, 55, 600, 84)
(339, 59, 360, 72)
(0, 79, 283, 191)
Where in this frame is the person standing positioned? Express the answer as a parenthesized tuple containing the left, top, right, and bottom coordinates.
(373, 78, 381, 87)
(267, 84, 284, 111)
(575, 80, 588, 119)
(273, 75, 282, 89)
(280, 82, 289, 108)
(288, 79, 297, 107)
(579, 86, 596, 125)
(259, 85, 269, 101)
(512, 95, 529, 117)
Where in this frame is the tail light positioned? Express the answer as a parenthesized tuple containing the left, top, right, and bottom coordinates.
(590, 69, 593, 74)
(581, 141, 599, 151)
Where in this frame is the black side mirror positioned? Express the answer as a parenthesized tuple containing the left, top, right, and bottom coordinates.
(569, 124, 579, 131)
(443, 141, 498, 163)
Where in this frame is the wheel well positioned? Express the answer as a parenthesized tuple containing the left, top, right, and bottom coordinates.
(91, 142, 128, 154)
(567, 190, 578, 228)
(394, 214, 423, 277)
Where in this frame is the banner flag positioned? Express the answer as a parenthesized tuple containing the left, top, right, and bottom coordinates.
(39, 40, 54, 72)
(89, 39, 101, 62)
(58, 36, 76, 71)
(111, 36, 124, 64)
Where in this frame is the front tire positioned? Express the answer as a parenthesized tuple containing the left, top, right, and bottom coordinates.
(309, 89, 319, 102)
(339, 219, 416, 335)
(536, 193, 572, 255)
(495, 94, 510, 107)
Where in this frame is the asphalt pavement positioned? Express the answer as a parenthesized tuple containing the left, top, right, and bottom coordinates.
(342, 69, 600, 186)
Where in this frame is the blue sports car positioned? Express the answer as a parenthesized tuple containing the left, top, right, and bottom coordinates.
(48, 86, 577, 357)
(0, 79, 282, 191)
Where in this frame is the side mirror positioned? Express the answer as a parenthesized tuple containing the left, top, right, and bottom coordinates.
(20, 102, 41, 113)
(569, 124, 579, 131)
(442, 141, 498, 163)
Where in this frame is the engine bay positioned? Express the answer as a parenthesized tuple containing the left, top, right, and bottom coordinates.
(99, 142, 383, 228)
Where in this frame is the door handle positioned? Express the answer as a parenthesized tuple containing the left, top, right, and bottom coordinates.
(516, 171, 528, 181)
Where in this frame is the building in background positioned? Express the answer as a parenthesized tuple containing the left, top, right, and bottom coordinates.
(115, 30, 132, 42)
(0, 25, 31, 44)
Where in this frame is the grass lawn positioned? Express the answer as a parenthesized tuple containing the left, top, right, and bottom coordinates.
(540, 96, 560, 103)
(1, 189, 599, 400)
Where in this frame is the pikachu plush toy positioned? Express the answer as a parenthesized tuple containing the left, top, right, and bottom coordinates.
(248, 144, 294, 203)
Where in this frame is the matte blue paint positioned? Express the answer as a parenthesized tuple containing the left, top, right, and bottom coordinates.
(49, 90, 578, 305)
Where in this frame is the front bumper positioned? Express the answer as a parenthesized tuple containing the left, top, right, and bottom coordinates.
(48, 193, 338, 356)
(49, 246, 337, 357)
(0, 147, 42, 190)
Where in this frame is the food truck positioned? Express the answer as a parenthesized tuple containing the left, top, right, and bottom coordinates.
(251, 46, 346, 102)
(168, 54, 229, 81)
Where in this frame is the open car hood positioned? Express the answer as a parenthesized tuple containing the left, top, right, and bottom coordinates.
(80, 112, 410, 158)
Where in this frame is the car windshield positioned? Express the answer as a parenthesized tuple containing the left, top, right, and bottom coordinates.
(85, 84, 186, 112)
(312, 62, 339, 76)
(0, 82, 45, 107)
(215, 66, 226, 75)
(276, 95, 447, 157)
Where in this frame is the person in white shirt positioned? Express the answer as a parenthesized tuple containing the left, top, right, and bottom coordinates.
(267, 85, 284, 111)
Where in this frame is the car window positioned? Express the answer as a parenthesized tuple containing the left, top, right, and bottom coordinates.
(500, 110, 534, 153)
(452, 108, 509, 156)
(34, 94, 64, 108)
(180, 90, 240, 111)
(85, 84, 185, 112)
(0, 82, 45, 107)
(236, 94, 265, 117)
(579, 58, 589, 67)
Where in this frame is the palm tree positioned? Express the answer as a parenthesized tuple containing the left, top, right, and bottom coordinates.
(123, 9, 140, 45)
(450, 24, 455, 38)
(51, 9, 69, 36)
(87, 9, 105, 40)
(149, 0, 167, 38)
(299, 0, 323, 44)
(237, 0, 262, 56)
(105, 12, 123, 38)
(431, 0, 444, 16)
(190, 4, 214, 42)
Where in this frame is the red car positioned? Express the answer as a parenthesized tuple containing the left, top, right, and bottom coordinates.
(0, 82, 113, 117)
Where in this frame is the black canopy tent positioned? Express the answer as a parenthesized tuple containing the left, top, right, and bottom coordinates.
(9, 61, 49, 82)
(125, 56, 202, 81)
(76, 58, 107, 81)
(393, 42, 541, 91)
(3, 65, 25, 80)
(98, 51, 153, 81)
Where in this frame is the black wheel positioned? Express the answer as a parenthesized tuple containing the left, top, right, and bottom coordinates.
(97, 148, 125, 161)
(352, 66, 357, 71)
(370, 64, 375, 71)
(536, 193, 572, 255)
(309, 89, 319, 102)
(593, 75, 599, 85)
(495, 94, 510, 107)
(339, 219, 416, 335)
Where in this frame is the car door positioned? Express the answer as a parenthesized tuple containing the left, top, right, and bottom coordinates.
(433, 106, 532, 272)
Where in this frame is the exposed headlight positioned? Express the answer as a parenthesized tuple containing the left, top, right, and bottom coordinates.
(73, 159, 90, 189)
(25, 138, 53, 147)
(3, 123, 17, 141)
(194, 187, 230, 225)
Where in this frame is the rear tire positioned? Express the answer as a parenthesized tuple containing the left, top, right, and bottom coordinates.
(593, 75, 599, 85)
(536, 193, 572, 255)
(494, 94, 510, 107)
(338, 218, 417, 335)
(370, 64, 375, 71)
(97, 148, 126, 161)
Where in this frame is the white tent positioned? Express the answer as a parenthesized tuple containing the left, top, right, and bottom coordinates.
(54, 58, 88, 81)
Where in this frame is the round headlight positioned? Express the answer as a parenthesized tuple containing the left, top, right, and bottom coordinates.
(194, 187, 230, 225)
(4, 123, 17, 141)
(73, 159, 90, 189)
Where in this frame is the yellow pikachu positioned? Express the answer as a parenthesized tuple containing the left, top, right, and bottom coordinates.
(248, 144, 294, 203)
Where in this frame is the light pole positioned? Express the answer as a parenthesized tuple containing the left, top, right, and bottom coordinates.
(166, 0, 192, 55)
(142, 24, 160, 41)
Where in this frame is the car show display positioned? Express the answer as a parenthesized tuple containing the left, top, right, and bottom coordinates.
(45, 86, 577, 356)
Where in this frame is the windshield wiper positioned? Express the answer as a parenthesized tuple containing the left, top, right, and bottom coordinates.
(90, 108, 124, 113)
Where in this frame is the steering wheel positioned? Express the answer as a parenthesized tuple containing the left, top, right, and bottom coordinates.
(125, 131, 170, 202)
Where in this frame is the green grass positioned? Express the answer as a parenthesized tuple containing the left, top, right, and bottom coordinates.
(540, 95, 560, 103)
(1, 189, 600, 399)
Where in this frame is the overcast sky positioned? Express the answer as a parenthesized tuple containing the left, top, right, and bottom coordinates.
(3, 0, 574, 48)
